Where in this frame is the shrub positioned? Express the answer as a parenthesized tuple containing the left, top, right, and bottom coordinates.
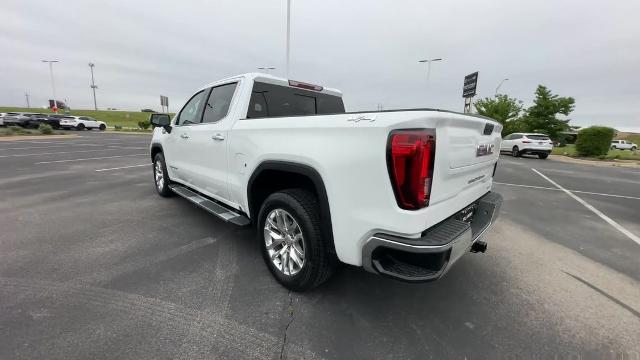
(137, 120, 150, 130)
(575, 126, 615, 157)
(8, 126, 28, 135)
(114, 125, 123, 130)
(38, 123, 53, 135)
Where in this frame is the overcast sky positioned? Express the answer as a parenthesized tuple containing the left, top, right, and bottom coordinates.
(2, 0, 639, 131)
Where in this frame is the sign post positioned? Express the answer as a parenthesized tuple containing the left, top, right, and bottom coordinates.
(462, 72, 478, 113)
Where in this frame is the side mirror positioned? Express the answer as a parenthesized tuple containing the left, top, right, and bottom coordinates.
(150, 113, 172, 133)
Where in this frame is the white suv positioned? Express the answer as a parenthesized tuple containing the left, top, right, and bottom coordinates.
(611, 140, 637, 151)
(500, 133, 553, 159)
(59, 116, 107, 131)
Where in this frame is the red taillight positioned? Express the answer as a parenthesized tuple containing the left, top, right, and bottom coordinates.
(387, 129, 436, 210)
(522, 140, 532, 143)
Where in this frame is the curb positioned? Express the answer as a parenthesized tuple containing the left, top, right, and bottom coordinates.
(0, 134, 79, 141)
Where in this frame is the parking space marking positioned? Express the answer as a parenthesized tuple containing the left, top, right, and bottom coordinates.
(36, 154, 147, 164)
(0, 148, 142, 158)
(494, 182, 640, 201)
(95, 164, 150, 172)
(532, 168, 640, 246)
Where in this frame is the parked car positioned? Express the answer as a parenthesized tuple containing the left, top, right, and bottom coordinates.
(611, 140, 637, 151)
(149, 73, 503, 291)
(59, 116, 107, 130)
(1, 112, 33, 127)
(500, 133, 553, 159)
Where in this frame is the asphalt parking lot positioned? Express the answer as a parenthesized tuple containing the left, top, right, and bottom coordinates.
(1, 132, 639, 360)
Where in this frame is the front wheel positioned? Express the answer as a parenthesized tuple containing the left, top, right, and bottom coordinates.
(99, 124, 106, 131)
(611, 146, 616, 150)
(153, 153, 172, 197)
(631, 146, 637, 151)
(512, 146, 520, 157)
(258, 189, 336, 292)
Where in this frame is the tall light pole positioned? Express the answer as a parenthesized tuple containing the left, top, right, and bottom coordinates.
(89, 63, 98, 110)
(285, 0, 291, 78)
(418, 58, 443, 103)
(495, 78, 509, 96)
(42, 60, 59, 111)
(258, 67, 276, 73)
(25, 92, 30, 108)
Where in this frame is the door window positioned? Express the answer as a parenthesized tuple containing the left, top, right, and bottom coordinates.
(202, 83, 238, 123)
(177, 90, 206, 125)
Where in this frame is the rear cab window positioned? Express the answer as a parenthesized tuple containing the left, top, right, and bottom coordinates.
(246, 81, 345, 119)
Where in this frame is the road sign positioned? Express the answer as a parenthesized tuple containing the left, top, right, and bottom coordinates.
(160, 95, 168, 107)
(462, 72, 478, 98)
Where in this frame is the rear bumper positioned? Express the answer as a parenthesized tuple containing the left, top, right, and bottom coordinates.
(521, 148, 551, 154)
(362, 191, 503, 282)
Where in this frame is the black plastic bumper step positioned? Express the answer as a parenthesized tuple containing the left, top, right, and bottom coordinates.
(169, 185, 250, 226)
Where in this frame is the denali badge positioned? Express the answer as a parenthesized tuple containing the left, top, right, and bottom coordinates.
(476, 143, 494, 157)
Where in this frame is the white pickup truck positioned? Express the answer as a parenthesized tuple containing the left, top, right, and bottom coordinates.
(149, 73, 503, 291)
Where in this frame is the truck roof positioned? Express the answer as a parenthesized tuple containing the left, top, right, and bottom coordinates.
(201, 73, 343, 98)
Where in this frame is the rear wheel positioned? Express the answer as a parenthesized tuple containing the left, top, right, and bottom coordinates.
(153, 153, 172, 197)
(538, 153, 549, 159)
(76, 123, 85, 131)
(512, 146, 520, 157)
(99, 124, 106, 131)
(258, 189, 336, 292)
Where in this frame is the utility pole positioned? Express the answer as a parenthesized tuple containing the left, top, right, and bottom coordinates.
(418, 58, 443, 103)
(286, 0, 291, 78)
(89, 63, 98, 110)
(495, 78, 509, 96)
(25, 92, 30, 108)
(42, 60, 59, 111)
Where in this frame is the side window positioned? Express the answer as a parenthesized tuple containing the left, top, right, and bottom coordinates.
(503, 134, 512, 140)
(202, 83, 238, 123)
(79, 116, 89, 120)
(512, 134, 523, 139)
(177, 90, 206, 125)
(247, 92, 268, 118)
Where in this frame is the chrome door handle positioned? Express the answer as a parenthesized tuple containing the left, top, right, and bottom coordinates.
(180, 133, 189, 139)
(212, 133, 225, 141)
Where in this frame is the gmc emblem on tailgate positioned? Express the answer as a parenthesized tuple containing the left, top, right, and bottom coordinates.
(476, 143, 494, 157)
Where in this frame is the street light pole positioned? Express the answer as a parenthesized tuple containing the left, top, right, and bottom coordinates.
(42, 60, 59, 111)
(258, 67, 276, 73)
(495, 78, 509, 96)
(286, 0, 291, 78)
(25, 92, 30, 108)
(89, 63, 98, 110)
(418, 58, 443, 103)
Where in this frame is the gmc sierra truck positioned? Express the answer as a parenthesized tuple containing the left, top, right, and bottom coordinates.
(149, 73, 503, 291)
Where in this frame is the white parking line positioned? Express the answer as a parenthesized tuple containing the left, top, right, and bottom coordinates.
(531, 168, 640, 246)
(494, 182, 640, 200)
(35, 154, 147, 164)
(0, 148, 140, 158)
(95, 164, 150, 172)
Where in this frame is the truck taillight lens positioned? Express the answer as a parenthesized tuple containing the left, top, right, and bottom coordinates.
(387, 129, 435, 210)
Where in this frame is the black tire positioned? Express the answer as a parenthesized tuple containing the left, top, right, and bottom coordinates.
(257, 189, 337, 292)
(632, 146, 637, 151)
(76, 123, 85, 131)
(153, 153, 172, 197)
(611, 146, 616, 150)
(99, 124, 106, 131)
(538, 153, 549, 159)
(512, 146, 520, 157)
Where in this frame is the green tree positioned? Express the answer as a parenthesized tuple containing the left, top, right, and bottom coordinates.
(521, 85, 575, 139)
(474, 94, 523, 124)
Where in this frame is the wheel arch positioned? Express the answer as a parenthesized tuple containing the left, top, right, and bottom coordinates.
(248, 161, 335, 254)
(150, 143, 163, 161)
